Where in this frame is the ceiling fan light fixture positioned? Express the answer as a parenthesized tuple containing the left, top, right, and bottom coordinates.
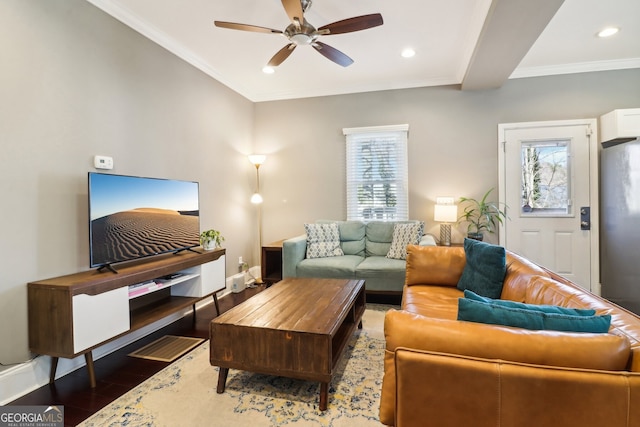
(291, 33, 315, 45)
(597, 26, 619, 38)
(262, 66, 275, 74)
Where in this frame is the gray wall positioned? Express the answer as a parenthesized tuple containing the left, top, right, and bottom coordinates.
(0, 1, 256, 365)
(254, 70, 640, 245)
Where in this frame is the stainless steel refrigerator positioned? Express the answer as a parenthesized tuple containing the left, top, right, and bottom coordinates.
(600, 137, 640, 315)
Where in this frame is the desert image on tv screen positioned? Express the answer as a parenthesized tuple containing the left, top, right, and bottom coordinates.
(89, 173, 199, 267)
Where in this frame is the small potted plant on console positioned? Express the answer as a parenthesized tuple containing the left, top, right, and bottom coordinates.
(200, 229, 225, 250)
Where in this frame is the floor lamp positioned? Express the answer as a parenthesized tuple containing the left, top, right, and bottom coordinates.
(249, 154, 266, 285)
(434, 197, 457, 246)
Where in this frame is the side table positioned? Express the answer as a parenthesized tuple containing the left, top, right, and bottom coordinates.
(261, 239, 284, 286)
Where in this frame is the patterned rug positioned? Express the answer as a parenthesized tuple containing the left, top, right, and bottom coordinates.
(78, 304, 394, 427)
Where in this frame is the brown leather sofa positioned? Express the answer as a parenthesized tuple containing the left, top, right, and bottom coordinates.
(380, 245, 640, 427)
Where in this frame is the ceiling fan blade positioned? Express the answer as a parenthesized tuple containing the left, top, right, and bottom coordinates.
(317, 13, 383, 35)
(268, 43, 297, 67)
(281, 0, 304, 25)
(312, 41, 354, 67)
(214, 21, 282, 35)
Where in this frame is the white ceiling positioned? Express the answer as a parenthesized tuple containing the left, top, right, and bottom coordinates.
(87, 0, 640, 102)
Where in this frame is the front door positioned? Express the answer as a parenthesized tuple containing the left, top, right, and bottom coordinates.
(498, 119, 598, 292)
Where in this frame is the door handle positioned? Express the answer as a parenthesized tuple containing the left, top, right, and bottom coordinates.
(580, 207, 590, 230)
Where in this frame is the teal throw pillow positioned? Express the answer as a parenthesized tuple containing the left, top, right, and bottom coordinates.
(456, 238, 506, 299)
(457, 298, 611, 333)
(463, 290, 596, 316)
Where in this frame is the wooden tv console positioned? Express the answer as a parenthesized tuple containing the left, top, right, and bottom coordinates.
(28, 248, 225, 387)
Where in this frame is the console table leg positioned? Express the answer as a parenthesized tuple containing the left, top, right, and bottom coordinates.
(213, 293, 220, 316)
(49, 357, 59, 384)
(85, 352, 97, 388)
(216, 367, 229, 393)
(319, 382, 328, 411)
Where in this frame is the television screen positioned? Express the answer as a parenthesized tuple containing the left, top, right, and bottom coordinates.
(89, 172, 200, 269)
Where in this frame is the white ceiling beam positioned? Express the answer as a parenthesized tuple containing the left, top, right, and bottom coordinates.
(461, 0, 565, 91)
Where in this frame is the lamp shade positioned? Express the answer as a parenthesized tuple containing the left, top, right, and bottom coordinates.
(434, 205, 457, 222)
(248, 154, 266, 166)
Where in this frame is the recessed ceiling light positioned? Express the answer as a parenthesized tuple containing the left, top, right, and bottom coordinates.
(597, 27, 620, 38)
(262, 66, 275, 74)
(401, 48, 416, 58)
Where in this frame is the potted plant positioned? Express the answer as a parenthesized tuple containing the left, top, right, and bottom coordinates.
(200, 229, 225, 250)
(457, 188, 507, 241)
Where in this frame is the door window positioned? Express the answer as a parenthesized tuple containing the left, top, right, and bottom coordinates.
(520, 139, 571, 216)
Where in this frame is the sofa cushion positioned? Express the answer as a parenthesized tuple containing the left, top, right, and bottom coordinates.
(337, 220, 366, 256)
(500, 252, 551, 302)
(387, 222, 425, 260)
(457, 238, 506, 299)
(464, 290, 597, 316)
(457, 298, 612, 333)
(525, 274, 608, 310)
(297, 255, 363, 278)
(405, 245, 466, 287)
(355, 255, 406, 280)
(365, 221, 396, 256)
(318, 220, 366, 256)
(403, 284, 461, 320)
(304, 223, 344, 259)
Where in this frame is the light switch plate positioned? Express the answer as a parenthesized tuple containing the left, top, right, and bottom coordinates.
(94, 155, 113, 170)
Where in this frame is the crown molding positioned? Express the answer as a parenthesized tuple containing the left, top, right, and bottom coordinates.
(511, 58, 640, 79)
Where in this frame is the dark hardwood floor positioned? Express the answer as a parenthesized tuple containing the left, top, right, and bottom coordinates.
(9, 284, 267, 427)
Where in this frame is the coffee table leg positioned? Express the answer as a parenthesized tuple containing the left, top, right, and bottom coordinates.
(216, 367, 229, 393)
(358, 320, 363, 329)
(319, 382, 328, 411)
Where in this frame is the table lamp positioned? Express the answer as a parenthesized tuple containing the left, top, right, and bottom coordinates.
(434, 197, 457, 246)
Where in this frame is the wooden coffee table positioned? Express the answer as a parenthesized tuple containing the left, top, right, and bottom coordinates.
(209, 277, 366, 410)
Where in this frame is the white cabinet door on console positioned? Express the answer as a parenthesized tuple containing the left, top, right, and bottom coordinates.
(172, 254, 226, 297)
(201, 254, 226, 295)
(72, 287, 129, 352)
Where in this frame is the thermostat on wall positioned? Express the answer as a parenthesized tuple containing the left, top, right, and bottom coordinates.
(94, 155, 114, 170)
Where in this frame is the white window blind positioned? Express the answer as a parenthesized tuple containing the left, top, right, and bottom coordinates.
(343, 125, 409, 221)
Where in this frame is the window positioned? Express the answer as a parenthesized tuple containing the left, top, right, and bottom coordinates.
(343, 125, 409, 221)
(521, 139, 571, 215)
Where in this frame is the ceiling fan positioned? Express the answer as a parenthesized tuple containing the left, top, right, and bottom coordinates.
(214, 0, 383, 68)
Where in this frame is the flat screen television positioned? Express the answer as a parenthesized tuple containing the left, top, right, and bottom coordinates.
(88, 172, 200, 271)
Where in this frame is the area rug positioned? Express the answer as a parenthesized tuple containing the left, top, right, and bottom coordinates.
(78, 304, 394, 427)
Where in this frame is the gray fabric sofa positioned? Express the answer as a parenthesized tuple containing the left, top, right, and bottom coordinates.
(282, 220, 436, 293)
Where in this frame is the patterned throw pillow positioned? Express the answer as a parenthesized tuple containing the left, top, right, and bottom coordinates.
(305, 223, 344, 259)
(386, 222, 425, 260)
